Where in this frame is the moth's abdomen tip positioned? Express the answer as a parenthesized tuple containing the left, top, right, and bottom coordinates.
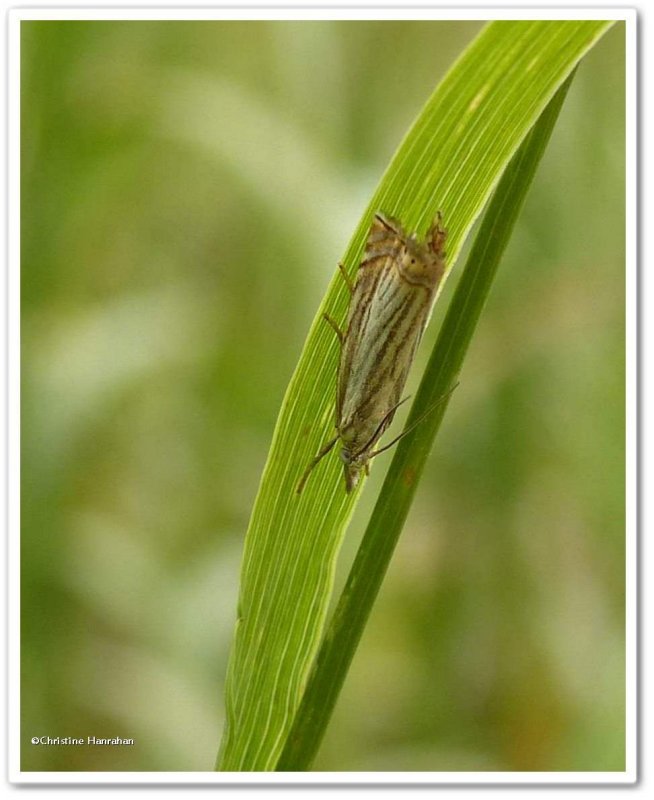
(398, 250, 440, 287)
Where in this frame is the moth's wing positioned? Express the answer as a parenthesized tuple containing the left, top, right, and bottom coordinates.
(337, 214, 441, 457)
(336, 212, 452, 457)
(356, 276, 431, 420)
(336, 215, 403, 421)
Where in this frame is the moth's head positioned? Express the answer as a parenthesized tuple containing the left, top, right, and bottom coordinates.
(341, 449, 364, 493)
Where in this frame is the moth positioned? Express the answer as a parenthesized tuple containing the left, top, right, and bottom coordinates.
(297, 211, 447, 494)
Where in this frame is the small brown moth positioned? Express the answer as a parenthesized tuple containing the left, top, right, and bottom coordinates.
(297, 211, 448, 494)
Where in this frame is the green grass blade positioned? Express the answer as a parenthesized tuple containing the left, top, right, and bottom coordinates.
(217, 20, 613, 772)
(276, 70, 577, 772)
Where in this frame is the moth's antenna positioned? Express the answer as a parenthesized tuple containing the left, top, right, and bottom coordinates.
(356, 395, 412, 456)
(369, 382, 459, 460)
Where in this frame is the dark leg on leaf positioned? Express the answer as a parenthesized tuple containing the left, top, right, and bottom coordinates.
(296, 435, 339, 495)
(337, 262, 355, 295)
(322, 313, 344, 345)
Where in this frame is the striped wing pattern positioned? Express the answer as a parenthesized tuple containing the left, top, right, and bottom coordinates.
(337, 215, 435, 457)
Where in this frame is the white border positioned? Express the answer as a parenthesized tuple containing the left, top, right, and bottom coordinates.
(7, 5, 637, 786)
(624, 6, 638, 785)
(7, 6, 639, 21)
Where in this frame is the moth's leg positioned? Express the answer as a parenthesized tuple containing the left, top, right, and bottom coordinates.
(364, 462, 370, 477)
(428, 211, 448, 257)
(296, 435, 339, 495)
(322, 313, 345, 345)
(337, 262, 355, 295)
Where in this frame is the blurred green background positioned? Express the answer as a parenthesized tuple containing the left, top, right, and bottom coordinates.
(21, 20, 625, 772)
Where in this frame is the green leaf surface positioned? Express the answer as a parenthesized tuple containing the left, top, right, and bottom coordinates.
(217, 20, 613, 772)
(277, 70, 577, 772)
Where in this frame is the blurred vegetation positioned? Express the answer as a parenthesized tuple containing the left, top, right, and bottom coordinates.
(21, 20, 625, 772)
